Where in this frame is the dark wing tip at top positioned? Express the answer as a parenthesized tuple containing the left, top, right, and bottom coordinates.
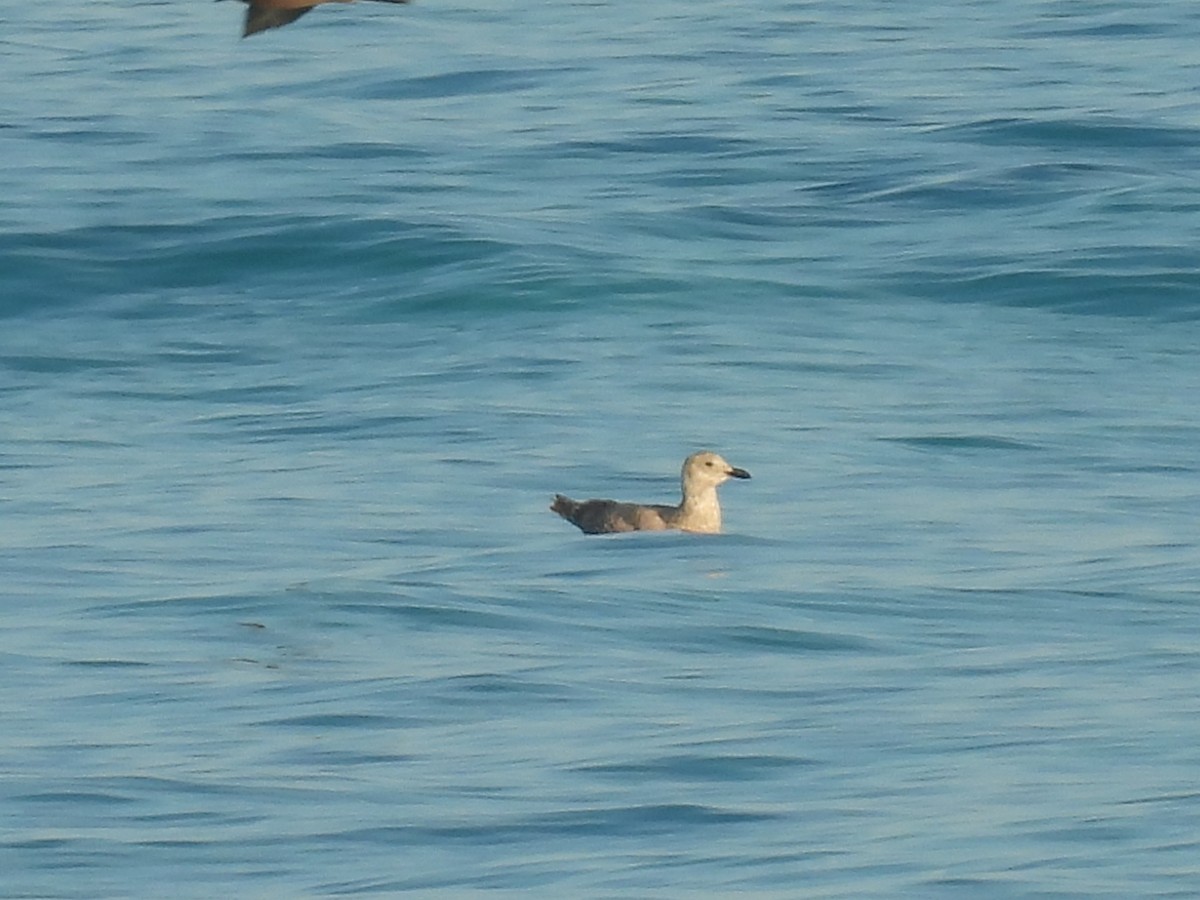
(243, 5, 313, 37)
(235, 0, 411, 37)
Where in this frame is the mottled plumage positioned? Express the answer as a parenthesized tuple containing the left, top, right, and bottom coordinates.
(551, 451, 750, 535)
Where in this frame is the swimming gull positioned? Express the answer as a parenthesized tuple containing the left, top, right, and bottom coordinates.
(551, 451, 750, 535)
(222, 0, 410, 38)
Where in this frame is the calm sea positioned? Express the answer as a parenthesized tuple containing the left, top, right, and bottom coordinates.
(4, 1, 1200, 896)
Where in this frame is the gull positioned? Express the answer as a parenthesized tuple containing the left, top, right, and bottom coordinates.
(551, 451, 751, 535)
(221, 0, 410, 38)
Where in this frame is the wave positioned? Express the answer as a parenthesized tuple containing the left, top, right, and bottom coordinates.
(888, 250, 1200, 320)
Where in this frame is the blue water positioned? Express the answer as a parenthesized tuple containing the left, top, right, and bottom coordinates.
(4, 1, 1200, 896)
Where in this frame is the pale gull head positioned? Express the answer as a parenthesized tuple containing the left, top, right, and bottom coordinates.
(681, 450, 751, 494)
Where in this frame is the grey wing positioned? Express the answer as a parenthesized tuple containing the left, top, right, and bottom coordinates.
(562, 498, 627, 534)
(577, 500, 672, 533)
(552, 494, 674, 534)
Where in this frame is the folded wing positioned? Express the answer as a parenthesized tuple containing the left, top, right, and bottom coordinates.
(551, 495, 672, 534)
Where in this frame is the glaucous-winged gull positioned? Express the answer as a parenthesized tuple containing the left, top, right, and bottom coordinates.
(551, 451, 750, 535)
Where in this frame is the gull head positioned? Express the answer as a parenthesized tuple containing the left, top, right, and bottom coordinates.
(682, 450, 751, 491)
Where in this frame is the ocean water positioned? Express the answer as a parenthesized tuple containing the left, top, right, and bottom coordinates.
(4, 0, 1200, 896)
